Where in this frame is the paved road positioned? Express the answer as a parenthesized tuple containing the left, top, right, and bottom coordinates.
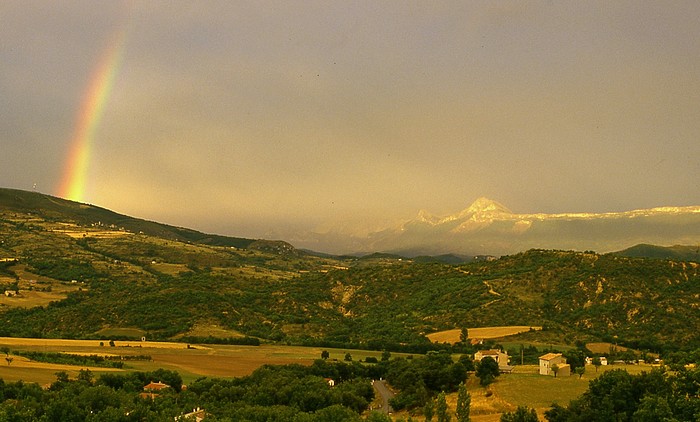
(372, 380, 394, 415)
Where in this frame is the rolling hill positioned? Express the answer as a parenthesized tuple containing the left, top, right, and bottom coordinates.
(1, 188, 698, 353)
(614, 243, 700, 262)
(0, 187, 255, 248)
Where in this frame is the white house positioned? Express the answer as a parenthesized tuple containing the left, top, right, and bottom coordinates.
(539, 353, 567, 376)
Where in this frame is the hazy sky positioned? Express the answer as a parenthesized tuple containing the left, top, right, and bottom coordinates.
(2, 1, 699, 240)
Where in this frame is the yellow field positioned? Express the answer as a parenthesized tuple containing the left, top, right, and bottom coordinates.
(0, 337, 390, 384)
(585, 342, 659, 359)
(427, 326, 542, 344)
(179, 322, 244, 339)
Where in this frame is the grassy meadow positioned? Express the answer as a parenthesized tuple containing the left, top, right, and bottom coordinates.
(388, 362, 656, 421)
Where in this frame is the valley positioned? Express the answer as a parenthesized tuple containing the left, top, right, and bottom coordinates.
(0, 187, 698, 420)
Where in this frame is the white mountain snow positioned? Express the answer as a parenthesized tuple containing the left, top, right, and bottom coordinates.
(292, 199, 700, 257)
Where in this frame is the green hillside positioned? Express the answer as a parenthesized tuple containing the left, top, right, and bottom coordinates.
(615, 243, 700, 262)
(1, 188, 698, 354)
(0, 187, 255, 248)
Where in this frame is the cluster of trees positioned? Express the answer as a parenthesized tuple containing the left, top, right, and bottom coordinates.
(0, 362, 384, 421)
(0, 260, 18, 281)
(11, 351, 126, 369)
(385, 351, 470, 410)
(545, 367, 700, 421)
(26, 258, 107, 282)
(423, 384, 472, 422)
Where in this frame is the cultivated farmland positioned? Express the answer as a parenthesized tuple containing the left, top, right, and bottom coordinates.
(427, 326, 542, 344)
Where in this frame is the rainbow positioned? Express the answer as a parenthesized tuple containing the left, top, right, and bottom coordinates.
(57, 27, 128, 202)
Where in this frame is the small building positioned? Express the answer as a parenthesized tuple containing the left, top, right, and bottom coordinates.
(140, 381, 171, 399)
(499, 365, 515, 374)
(556, 363, 571, 377)
(325, 378, 335, 387)
(539, 353, 567, 376)
(585, 356, 608, 366)
(474, 349, 509, 366)
(176, 407, 207, 421)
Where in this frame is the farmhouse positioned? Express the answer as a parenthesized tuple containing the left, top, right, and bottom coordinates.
(140, 381, 171, 399)
(474, 349, 509, 366)
(539, 353, 569, 376)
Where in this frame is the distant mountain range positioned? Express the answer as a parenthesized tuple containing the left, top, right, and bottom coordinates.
(292, 197, 700, 256)
(1, 188, 698, 258)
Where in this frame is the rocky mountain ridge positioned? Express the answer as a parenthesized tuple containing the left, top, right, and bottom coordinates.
(295, 198, 700, 256)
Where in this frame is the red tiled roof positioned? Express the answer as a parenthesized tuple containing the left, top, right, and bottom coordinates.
(144, 381, 170, 391)
(539, 353, 562, 361)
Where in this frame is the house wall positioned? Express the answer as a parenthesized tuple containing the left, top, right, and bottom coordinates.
(539, 355, 566, 375)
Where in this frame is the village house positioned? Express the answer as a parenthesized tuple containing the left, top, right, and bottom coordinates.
(140, 381, 170, 399)
(539, 353, 570, 376)
(474, 349, 509, 366)
(585, 356, 608, 366)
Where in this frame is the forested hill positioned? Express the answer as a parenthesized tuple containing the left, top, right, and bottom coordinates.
(614, 243, 700, 262)
(0, 188, 698, 353)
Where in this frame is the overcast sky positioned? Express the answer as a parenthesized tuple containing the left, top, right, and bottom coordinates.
(2, 1, 699, 240)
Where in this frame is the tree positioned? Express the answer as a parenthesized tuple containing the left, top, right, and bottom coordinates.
(458, 354, 475, 372)
(344, 352, 353, 362)
(0, 346, 9, 356)
(55, 371, 70, 383)
(460, 328, 468, 344)
(632, 395, 674, 422)
(476, 357, 499, 386)
(592, 356, 601, 372)
(381, 350, 391, 362)
(321, 350, 330, 360)
(5, 357, 12, 366)
(575, 366, 585, 379)
(424, 397, 435, 422)
(551, 364, 560, 378)
(500, 406, 539, 422)
(436, 391, 451, 422)
(563, 349, 585, 373)
(77, 369, 93, 385)
(455, 382, 471, 422)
